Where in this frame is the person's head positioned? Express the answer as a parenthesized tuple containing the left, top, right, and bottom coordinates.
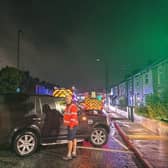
(65, 94, 73, 105)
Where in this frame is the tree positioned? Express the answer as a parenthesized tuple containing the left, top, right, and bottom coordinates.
(0, 66, 56, 94)
(0, 66, 23, 93)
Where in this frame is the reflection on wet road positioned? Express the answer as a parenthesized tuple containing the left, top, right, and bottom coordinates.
(0, 129, 144, 168)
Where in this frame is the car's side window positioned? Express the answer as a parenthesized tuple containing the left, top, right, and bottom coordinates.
(23, 96, 37, 117)
(40, 97, 54, 109)
(39, 97, 56, 116)
(22, 96, 43, 117)
(40, 97, 66, 116)
(35, 96, 42, 116)
(53, 98, 66, 115)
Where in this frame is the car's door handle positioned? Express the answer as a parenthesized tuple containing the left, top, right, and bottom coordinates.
(32, 118, 42, 121)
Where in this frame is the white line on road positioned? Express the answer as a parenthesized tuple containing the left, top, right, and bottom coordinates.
(42, 139, 84, 146)
(0, 157, 14, 162)
(123, 124, 130, 127)
(77, 146, 133, 154)
(112, 137, 128, 150)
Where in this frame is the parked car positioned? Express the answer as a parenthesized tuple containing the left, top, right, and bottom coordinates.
(0, 94, 110, 156)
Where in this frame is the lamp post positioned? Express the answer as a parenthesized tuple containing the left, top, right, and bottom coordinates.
(96, 56, 109, 104)
(121, 65, 134, 122)
(17, 29, 23, 69)
(126, 73, 134, 122)
(130, 75, 134, 122)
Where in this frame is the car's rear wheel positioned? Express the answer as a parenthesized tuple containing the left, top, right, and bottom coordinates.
(13, 131, 38, 157)
(90, 128, 108, 147)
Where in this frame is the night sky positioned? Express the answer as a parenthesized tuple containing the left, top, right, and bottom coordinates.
(0, 0, 167, 91)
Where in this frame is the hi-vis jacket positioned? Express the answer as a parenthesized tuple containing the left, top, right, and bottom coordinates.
(63, 103, 79, 128)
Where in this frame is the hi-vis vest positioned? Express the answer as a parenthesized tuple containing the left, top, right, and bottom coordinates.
(63, 103, 79, 128)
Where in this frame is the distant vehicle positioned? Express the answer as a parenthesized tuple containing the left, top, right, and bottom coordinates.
(0, 94, 110, 156)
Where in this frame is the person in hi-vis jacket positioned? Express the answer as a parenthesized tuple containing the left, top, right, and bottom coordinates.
(62, 94, 79, 160)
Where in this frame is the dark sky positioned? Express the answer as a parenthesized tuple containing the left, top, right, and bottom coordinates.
(0, 0, 168, 91)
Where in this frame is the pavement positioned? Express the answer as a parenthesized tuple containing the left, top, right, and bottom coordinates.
(110, 111, 168, 168)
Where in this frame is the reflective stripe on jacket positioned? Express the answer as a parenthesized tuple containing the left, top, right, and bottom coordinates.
(63, 103, 79, 128)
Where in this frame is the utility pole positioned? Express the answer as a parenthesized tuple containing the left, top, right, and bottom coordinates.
(104, 55, 109, 104)
(130, 75, 134, 122)
(96, 56, 109, 105)
(17, 29, 23, 69)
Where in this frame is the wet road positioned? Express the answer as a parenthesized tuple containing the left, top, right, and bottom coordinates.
(0, 126, 144, 168)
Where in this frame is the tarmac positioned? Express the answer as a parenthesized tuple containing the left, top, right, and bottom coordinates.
(110, 111, 168, 168)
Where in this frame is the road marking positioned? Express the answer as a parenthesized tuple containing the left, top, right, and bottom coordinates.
(77, 146, 133, 154)
(42, 139, 84, 146)
(123, 124, 130, 128)
(112, 137, 128, 150)
(0, 157, 16, 162)
(128, 135, 168, 140)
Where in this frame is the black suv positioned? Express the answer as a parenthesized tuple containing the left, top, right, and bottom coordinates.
(0, 94, 110, 156)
